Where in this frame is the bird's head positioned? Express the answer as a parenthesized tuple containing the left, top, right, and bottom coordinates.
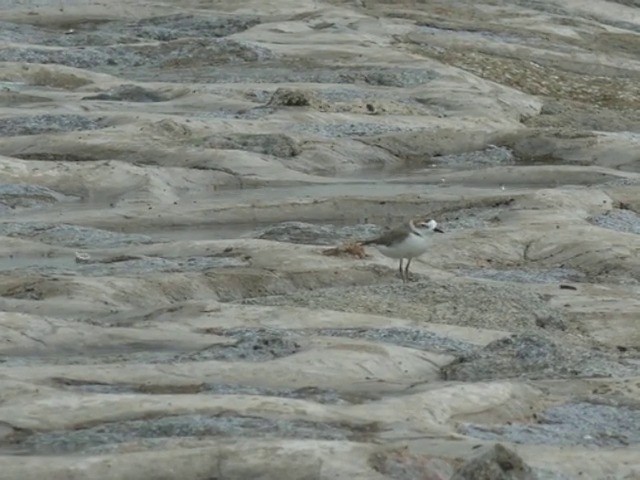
(414, 219, 444, 234)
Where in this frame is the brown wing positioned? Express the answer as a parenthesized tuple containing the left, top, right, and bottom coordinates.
(360, 227, 408, 247)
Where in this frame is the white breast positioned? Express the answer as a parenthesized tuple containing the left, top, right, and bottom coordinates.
(376, 233, 430, 259)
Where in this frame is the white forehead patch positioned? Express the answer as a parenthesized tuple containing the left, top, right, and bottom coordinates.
(426, 219, 438, 230)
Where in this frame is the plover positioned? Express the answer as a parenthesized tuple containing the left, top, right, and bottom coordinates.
(360, 218, 444, 281)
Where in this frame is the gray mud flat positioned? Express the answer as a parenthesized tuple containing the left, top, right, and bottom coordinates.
(6, 413, 377, 455)
(0, 114, 108, 136)
(590, 209, 640, 235)
(0, 222, 154, 248)
(1, 0, 640, 479)
(459, 401, 640, 448)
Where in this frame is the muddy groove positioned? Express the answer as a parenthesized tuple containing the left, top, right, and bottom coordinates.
(10, 152, 101, 162)
(129, 65, 441, 85)
(49, 378, 373, 404)
(2, 414, 380, 455)
(456, 266, 586, 284)
(0, 39, 273, 72)
(0, 184, 72, 209)
(312, 327, 475, 354)
(0, 330, 302, 366)
(4, 14, 260, 41)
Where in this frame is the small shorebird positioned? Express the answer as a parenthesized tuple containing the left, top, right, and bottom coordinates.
(360, 218, 444, 282)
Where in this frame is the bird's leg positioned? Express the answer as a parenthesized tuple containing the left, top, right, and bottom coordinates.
(398, 259, 405, 281)
(404, 258, 412, 281)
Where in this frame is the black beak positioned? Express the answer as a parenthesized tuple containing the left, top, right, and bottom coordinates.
(434, 228, 444, 233)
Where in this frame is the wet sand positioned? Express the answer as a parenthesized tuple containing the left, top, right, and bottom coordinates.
(1, 0, 640, 478)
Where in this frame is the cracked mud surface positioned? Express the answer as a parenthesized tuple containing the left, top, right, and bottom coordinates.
(0, 0, 639, 479)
